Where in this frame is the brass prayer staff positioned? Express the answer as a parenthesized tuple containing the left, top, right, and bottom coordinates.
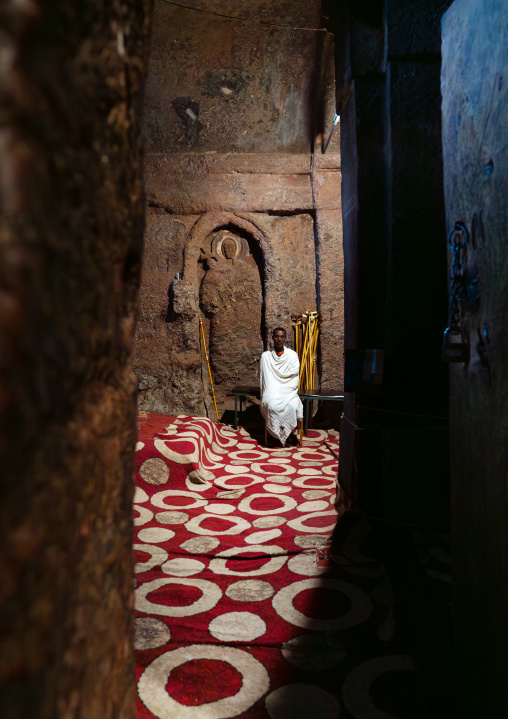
(199, 318, 220, 422)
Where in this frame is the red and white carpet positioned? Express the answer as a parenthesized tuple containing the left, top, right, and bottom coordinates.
(134, 415, 418, 719)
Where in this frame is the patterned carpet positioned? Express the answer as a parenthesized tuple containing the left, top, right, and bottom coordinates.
(133, 414, 446, 719)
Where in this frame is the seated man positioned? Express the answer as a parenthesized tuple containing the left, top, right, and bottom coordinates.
(260, 327, 303, 446)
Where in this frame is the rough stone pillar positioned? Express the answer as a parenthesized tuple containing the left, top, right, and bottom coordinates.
(312, 153, 344, 393)
(312, 30, 344, 406)
(0, 1, 152, 717)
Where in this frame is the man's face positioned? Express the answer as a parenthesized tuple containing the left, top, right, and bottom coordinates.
(222, 239, 236, 260)
(272, 330, 286, 352)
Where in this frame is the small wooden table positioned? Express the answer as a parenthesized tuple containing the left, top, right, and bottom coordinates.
(298, 389, 344, 435)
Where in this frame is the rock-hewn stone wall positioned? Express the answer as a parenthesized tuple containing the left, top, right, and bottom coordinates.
(0, 1, 151, 716)
(133, 0, 344, 418)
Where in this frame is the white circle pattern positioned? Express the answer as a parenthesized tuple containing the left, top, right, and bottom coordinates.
(251, 462, 295, 476)
(138, 527, 175, 544)
(185, 513, 251, 536)
(225, 580, 275, 602)
(134, 544, 169, 573)
(291, 450, 330, 462)
(180, 536, 220, 554)
(209, 545, 288, 577)
(297, 500, 330, 513)
(253, 516, 287, 528)
(302, 490, 329, 499)
(287, 552, 332, 576)
(214, 474, 265, 490)
(134, 505, 154, 526)
(272, 578, 372, 630)
(151, 490, 208, 510)
(134, 617, 171, 651)
(294, 534, 330, 548)
(161, 558, 205, 576)
(156, 511, 189, 524)
(288, 512, 337, 533)
(224, 465, 251, 474)
(138, 645, 269, 719)
(134, 487, 149, 503)
(205, 503, 236, 515)
(265, 476, 292, 484)
(238, 493, 297, 516)
(293, 476, 336, 490)
(244, 529, 282, 544)
(263, 483, 292, 494)
(135, 577, 222, 617)
(209, 612, 267, 642)
(229, 450, 269, 461)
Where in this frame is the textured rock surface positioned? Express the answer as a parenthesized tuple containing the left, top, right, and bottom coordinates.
(133, 207, 321, 415)
(0, 1, 151, 717)
(200, 245, 264, 388)
(144, 0, 319, 154)
(133, 0, 344, 419)
(442, 1, 508, 715)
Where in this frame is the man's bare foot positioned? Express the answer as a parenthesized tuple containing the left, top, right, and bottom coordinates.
(285, 432, 299, 447)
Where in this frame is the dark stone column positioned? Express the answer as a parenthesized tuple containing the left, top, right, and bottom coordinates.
(0, 1, 152, 717)
(335, 2, 454, 714)
(338, 0, 451, 528)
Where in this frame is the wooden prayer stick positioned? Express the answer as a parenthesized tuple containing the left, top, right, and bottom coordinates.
(307, 317, 315, 383)
(305, 313, 314, 389)
(299, 330, 311, 388)
(300, 315, 312, 388)
(311, 322, 319, 390)
(300, 311, 319, 390)
(311, 326, 319, 390)
(199, 318, 220, 422)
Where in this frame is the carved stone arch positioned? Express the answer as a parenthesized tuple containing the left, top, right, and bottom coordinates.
(182, 211, 285, 343)
(183, 212, 267, 279)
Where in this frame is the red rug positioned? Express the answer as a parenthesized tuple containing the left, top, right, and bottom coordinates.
(134, 416, 388, 718)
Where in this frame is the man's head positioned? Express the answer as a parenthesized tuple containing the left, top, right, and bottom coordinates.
(222, 238, 237, 260)
(272, 327, 286, 352)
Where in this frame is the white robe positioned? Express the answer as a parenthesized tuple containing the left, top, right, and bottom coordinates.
(260, 348, 303, 445)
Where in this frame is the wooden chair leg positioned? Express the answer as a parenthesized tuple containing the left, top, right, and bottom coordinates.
(264, 421, 267, 446)
(298, 418, 303, 446)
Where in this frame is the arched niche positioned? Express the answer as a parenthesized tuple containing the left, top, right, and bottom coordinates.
(198, 223, 264, 389)
(179, 212, 285, 346)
